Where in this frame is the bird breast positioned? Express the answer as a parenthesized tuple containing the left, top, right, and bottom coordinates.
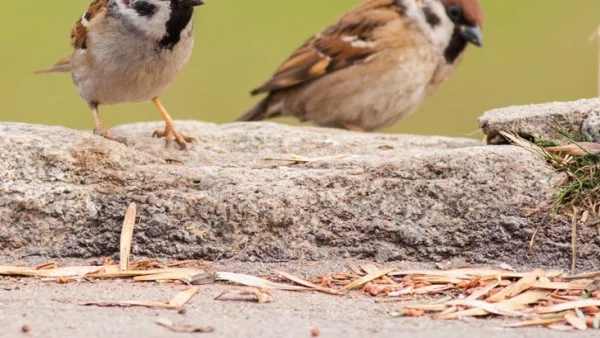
(71, 18, 195, 105)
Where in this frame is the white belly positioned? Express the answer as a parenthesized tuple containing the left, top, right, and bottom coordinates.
(71, 30, 194, 105)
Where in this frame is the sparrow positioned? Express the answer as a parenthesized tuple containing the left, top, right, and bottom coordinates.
(239, 0, 484, 132)
(37, 0, 205, 149)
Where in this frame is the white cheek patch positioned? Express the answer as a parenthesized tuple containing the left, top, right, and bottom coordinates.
(81, 13, 90, 27)
(117, 1, 172, 40)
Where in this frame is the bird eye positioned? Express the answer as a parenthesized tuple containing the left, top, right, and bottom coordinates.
(446, 5, 462, 22)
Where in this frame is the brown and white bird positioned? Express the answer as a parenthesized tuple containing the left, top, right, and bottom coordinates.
(38, 0, 204, 149)
(239, 0, 484, 132)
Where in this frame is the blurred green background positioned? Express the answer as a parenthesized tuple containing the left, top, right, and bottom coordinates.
(1, 1, 598, 137)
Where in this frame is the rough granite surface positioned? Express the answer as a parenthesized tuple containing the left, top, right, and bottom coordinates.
(479, 98, 600, 144)
(1, 121, 598, 270)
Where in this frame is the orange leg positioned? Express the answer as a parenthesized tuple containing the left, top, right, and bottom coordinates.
(151, 97, 196, 150)
(90, 103, 126, 144)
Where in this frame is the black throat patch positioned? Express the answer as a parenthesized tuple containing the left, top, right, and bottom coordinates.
(158, 2, 195, 50)
(443, 28, 468, 64)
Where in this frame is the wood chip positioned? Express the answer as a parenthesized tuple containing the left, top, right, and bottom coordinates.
(276, 271, 344, 295)
(0, 266, 103, 278)
(341, 268, 396, 291)
(168, 286, 201, 308)
(503, 318, 566, 328)
(445, 300, 523, 317)
(435, 307, 489, 319)
(529, 281, 586, 290)
(412, 284, 454, 295)
(133, 271, 203, 282)
(361, 263, 396, 284)
(537, 300, 600, 314)
(119, 203, 137, 272)
(214, 287, 273, 303)
(154, 318, 214, 333)
(486, 269, 545, 302)
(88, 267, 204, 279)
(565, 313, 588, 330)
(402, 304, 448, 312)
(466, 281, 500, 300)
(216, 272, 308, 291)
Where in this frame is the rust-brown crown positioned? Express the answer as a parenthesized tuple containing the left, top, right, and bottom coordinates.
(439, 0, 484, 27)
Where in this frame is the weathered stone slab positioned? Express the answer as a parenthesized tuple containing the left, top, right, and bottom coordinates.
(1, 121, 596, 269)
(479, 98, 600, 144)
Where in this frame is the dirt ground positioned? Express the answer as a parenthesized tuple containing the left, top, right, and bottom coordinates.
(0, 259, 594, 337)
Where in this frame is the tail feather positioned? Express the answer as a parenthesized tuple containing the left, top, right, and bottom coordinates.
(238, 95, 280, 122)
(34, 57, 72, 74)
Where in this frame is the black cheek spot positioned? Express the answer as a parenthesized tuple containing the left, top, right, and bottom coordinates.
(84, 12, 92, 21)
(132, 1, 158, 17)
(423, 6, 441, 28)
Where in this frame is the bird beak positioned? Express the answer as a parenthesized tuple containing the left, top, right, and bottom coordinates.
(180, 0, 205, 7)
(460, 25, 483, 47)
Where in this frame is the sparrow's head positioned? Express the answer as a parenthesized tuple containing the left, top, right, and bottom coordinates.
(440, 0, 484, 47)
(113, 0, 204, 47)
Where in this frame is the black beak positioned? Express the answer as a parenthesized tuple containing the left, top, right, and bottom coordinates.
(180, 0, 205, 7)
(460, 25, 483, 47)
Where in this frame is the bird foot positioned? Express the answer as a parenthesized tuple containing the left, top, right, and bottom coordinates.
(339, 122, 366, 133)
(152, 123, 197, 150)
(93, 127, 127, 145)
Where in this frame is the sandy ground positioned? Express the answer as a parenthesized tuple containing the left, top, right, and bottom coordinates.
(0, 260, 593, 337)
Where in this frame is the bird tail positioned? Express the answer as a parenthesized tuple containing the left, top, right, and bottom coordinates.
(34, 57, 72, 74)
(238, 95, 281, 122)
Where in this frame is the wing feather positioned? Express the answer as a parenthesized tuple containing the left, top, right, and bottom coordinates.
(71, 0, 110, 50)
(251, 0, 406, 95)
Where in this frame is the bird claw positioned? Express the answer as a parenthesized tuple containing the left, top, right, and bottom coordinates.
(153, 124, 196, 150)
(93, 127, 127, 145)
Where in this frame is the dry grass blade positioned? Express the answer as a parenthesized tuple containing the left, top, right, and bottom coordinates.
(503, 318, 566, 328)
(217, 272, 308, 291)
(537, 300, 600, 314)
(546, 143, 600, 156)
(500, 131, 546, 157)
(276, 271, 344, 295)
(341, 268, 396, 291)
(154, 318, 215, 333)
(119, 203, 137, 272)
(214, 287, 273, 303)
(262, 154, 348, 163)
(168, 286, 201, 308)
(82, 300, 175, 309)
(564, 313, 588, 330)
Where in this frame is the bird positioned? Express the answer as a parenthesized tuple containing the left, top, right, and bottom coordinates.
(239, 0, 484, 132)
(37, 0, 205, 149)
